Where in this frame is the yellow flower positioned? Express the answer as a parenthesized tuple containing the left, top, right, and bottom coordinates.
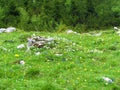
(15, 54, 19, 57)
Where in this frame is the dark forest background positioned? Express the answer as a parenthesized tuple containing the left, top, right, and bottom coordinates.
(0, 0, 120, 32)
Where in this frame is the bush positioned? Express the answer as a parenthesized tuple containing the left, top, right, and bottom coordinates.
(0, 0, 119, 31)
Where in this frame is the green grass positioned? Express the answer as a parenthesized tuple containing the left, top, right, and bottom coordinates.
(0, 29, 120, 90)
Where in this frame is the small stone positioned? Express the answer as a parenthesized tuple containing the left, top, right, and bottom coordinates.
(45, 38, 54, 42)
(91, 32, 102, 36)
(17, 44, 25, 49)
(66, 30, 77, 34)
(5, 27, 16, 33)
(35, 52, 41, 56)
(114, 26, 119, 31)
(0, 28, 6, 33)
(102, 77, 113, 84)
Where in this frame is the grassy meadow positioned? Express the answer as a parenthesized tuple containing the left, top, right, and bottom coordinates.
(0, 29, 120, 90)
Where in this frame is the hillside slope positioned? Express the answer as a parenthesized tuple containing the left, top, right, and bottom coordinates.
(0, 30, 120, 90)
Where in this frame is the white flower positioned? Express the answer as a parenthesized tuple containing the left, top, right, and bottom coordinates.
(89, 49, 103, 53)
(0, 46, 7, 51)
(73, 43, 76, 46)
(55, 54, 63, 56)
(20, 60, 25, 65)
(31, 33, 36, 37)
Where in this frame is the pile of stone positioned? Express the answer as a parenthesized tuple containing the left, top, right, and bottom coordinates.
(27, 35, 54, 51)
(0, 27, 16, 33)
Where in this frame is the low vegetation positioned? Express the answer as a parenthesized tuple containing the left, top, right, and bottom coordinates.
(0, 29, 120, 90)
